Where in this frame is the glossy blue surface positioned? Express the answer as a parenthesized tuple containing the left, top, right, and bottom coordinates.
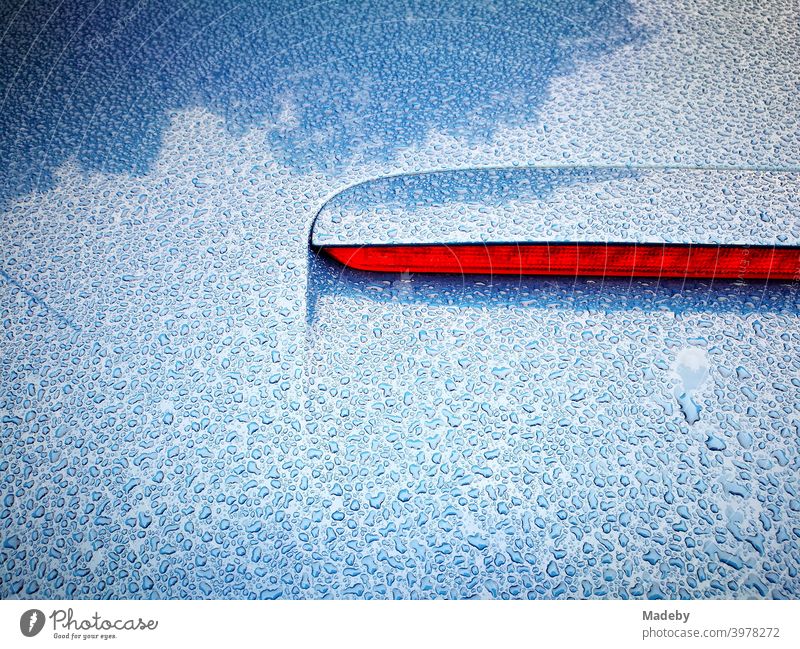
(2, 0, 800, 599)
(310, 167, 800, 246)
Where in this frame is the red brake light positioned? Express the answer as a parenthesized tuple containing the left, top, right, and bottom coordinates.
(321, 243, 800, 280)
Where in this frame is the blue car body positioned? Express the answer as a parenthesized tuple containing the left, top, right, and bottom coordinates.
(1, 0, 799, 599)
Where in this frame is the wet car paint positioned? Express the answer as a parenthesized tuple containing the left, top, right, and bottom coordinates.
(311, 167, 800, 247)
(1, 0, 800, 599)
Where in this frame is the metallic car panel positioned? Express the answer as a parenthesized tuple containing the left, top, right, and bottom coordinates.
(2, 0, 800, 599)
(312, 168, 800, 247)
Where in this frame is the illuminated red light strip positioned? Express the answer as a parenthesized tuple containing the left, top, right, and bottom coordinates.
(321, 243, 800, 280)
